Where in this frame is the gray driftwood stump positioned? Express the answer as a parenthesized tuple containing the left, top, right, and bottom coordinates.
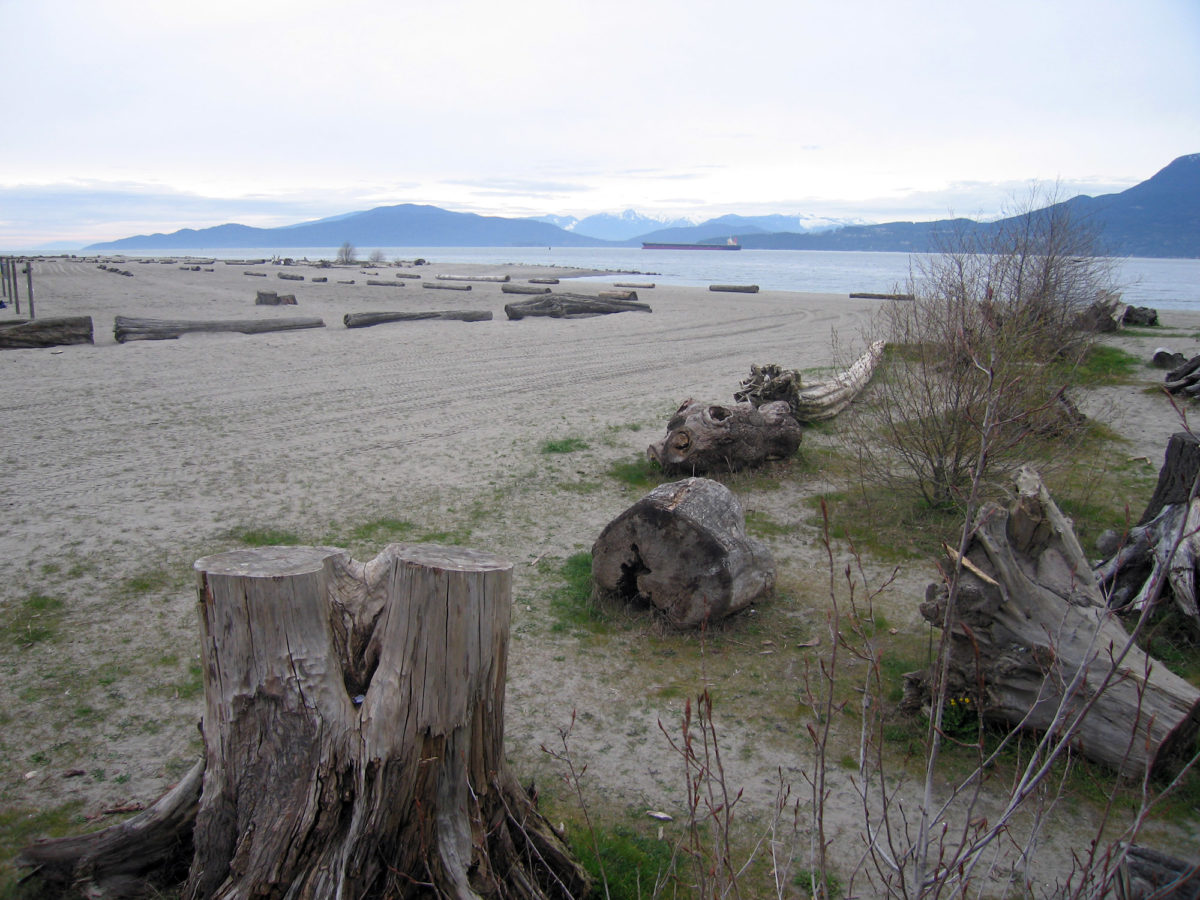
(592, 477, 775, 627)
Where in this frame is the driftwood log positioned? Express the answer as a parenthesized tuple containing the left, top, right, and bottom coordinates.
(422, 282, 472, 291)
(734, 340, 885, 423)
(1097, 432, 1200, 624)
(592, 478, 775, 627)
(614, 282, 654, 289)
(343, 309, 493, 328)
(709, 284, 759, 293)
(504, 293, 652, 320)
(254, 290, 296, 306)
(21, 544, 587, 898)
(436, 273, 509, 283)
(366, 279, 406, 287)
(0, 316, 94, 349)
(114, 315, 325, 342)
(1116, 844, 1200, 899)
(1164, 356, 1200, 398)
(501, 283, 553, 295)
(648, 399, 802, 474)
(905, 467, 1200, 779)
(528, 277, 559, 285)
(598, 290, 637, 302)
(277, 272, 304, 281)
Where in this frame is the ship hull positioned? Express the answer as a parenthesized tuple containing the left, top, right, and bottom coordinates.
(642, 242, 741, 251)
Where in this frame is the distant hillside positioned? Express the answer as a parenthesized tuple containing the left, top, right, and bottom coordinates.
(85, 204, 616, 251)
(734, 154, 1200, 258)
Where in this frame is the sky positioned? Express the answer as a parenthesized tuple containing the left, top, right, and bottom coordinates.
(2, 0, 1198, 249)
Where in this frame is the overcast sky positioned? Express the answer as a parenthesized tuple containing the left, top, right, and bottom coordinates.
(2, 0, 1198, 248)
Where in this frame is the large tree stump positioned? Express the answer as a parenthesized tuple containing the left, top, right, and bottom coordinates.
(647, 399, 802, 475)
(592, 478, 775, 627)
(1096, 432, 1200, 624)
(21, 544, 587, 899)
(905, 467, 1200, 779)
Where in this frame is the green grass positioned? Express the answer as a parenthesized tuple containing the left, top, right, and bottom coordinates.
(1074, 344, 1144, 386)
(121, 568, 173, 595)
(227, 526, 305, 546)
(348, 517, 415, 543)
(606, 455, 668, 491)
(546, 552, 607, 634)
(566, 822, 679, 899)
(1, 594, 65, 646)
(743, 509, 795, 539)
(542, 437, 589, 454)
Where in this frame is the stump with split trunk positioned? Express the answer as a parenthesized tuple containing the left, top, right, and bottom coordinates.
(20, 543, 587, 899)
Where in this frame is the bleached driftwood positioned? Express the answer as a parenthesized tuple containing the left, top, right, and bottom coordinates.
(343, 310, 492, 328)
(435, 273, 509, 283)
(501, 283, 552, 295)
(114, 315, 325, 342)
(905, 467, 1200, 779)
(504, 293, 651, 319)
(0, 316, 94, 349)
(735, 340, 885, 423)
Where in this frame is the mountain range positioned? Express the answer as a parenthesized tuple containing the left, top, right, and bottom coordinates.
(84, 154, 1200, 258)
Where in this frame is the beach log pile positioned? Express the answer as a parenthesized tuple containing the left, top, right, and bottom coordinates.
(504, 293, 651, 319)
(592, 478, 775, 628)
(903, 467, 1200, 779)
(0, 316, 94, 350)
(20, 544, 589, 899)
(1096, 431, 1200, 628)
(648, 399, 802, 475)
(114, 315, 325, 342)
(1162, 355, 1200, 398)
(343, 309, 492, 328)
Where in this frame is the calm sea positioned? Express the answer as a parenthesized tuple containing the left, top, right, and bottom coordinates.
(127, 247, 1200, 310)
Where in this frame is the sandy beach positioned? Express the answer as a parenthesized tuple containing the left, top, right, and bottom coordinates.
(4, 256, 1200, 891)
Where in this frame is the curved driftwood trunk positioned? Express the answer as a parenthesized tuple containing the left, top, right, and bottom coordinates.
(21, 544, 587, 899)
(504, 293, 651, 319)
(114, 316, 325, 342)
(647, 399, 801, 474)
(0, 316, 94, 349)
(592, 478, 775, 627)
(906, 467, 1200, 779)
(734, 340, 885, 423)
(344, 309, 492, 328)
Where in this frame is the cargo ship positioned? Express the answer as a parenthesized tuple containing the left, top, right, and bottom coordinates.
(642, 237, 741, 251)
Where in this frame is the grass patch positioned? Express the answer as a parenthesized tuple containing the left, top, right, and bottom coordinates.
(546, 552, 606, 634)
(743, 509, 795, 539)
(227, 526, 305, 546)
(606, 455, 668, 491)
(1, 593, 65, 646)
(0, 800, 86, 896)
(348, 518, 415, 543)
(542, 437, 589, 454)
(1074, 344, 1144, 386)
(121, 568, 172, 595)
(566, 822, 678, 899)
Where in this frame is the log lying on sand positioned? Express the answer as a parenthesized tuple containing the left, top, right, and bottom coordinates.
(709, 284, 759, 293)
(599, 290, 638, 301)
(1097, 432, 1200, 625)
(849, 291, 915, 301)
(435, 273, 510, 283)
(648, 399, 802, 475)
(114, 315, 325, 343)
(277, 272, 304, 281)
(422, 282, 472, 291)
(592, 477, 775, 628)
(904, 467, 1200, 779)
(394, 273, 421, 279)
(735, 340, 885, 423)
(1164, 356, 1200, 398)
(0, 316, 94, 349)
(501, 283, 552, 295)
(255, 290, 297, 306)
(365, 279, 406, 287)
(343, 310, 493, 328)
(243, 271, 267, 277)
(19, 544, 589, 899)
(614, 282, 655, 288)
(504, 293, 652, 319)
(529, 277, 560, 284)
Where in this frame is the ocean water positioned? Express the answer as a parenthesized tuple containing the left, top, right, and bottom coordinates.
(121, 246, 1200, 310)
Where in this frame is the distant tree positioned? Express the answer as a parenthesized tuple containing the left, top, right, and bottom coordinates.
(336, 242, 357, 265)
(368, 249, 386, 265)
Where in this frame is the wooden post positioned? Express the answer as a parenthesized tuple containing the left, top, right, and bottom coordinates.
(9, 257, 20, 316)
(1, 257, 8, 299)
(25, 259, 34, 319)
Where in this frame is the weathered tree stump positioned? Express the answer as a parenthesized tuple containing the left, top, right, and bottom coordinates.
(344, 309, 493, 328)
(647, 399, 802, 474)
(504, 293, 651, 319)
(1123, 306, 1159, 327)
(114, 315, 325, 342)
(592, 478, 775, 627)
(1097, 432, 1200, 624)
(905, 467, 1200, 778)
(0, 316, 94, 349)
(21, 544, 587, 898)
(255, 290, 297, 306)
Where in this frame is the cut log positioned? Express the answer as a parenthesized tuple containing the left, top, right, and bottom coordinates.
(709, 284, 759, 293)
(113, 315, 325, 342)
(436, 273, 510, 283)
(20, 544, 588, 898)
(598, 290, 638, 301)
(422, 281, 473, 291)
(849, 291, 915, 301)
(343, 309, 493, 328)
(504, 293, 652, 319)
(243, 271, 267, 277)
(614, 282, 655, 289)
(647, 399, 802, 474)
(277, 272, 304, 281)
(529, 277, 560, 284)
(501, 283, 553, 294)
(0, 316, 94, 349)
(394, 272, 421, 279)
(734, 340, 885, 423)
(905, 467, 1200, 779)
(366, 279, 406, 287)
(592, 478, 775, 628)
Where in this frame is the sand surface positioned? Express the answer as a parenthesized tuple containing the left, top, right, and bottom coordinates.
(3, 256, 1200, 891)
